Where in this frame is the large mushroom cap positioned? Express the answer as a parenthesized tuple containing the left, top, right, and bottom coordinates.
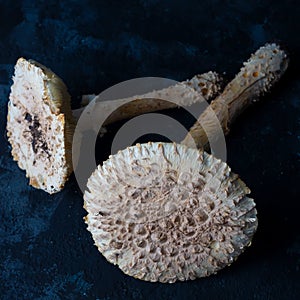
(84, 142, 257, 283)
(6, 58, 75, 194)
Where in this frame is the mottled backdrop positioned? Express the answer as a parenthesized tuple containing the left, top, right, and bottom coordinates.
(0, 0, 299, 299)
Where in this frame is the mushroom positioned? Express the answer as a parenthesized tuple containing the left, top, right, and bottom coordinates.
(6, 58, 222, 193)
(85, 142, 257, 282)
(83, 43, 288, 282)
(6, 58, 76, 194)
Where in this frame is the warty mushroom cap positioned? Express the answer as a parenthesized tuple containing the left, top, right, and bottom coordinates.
(84, 142, 257, 283)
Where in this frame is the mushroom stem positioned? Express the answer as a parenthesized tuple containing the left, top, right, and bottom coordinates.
(71, 72, 222, 125)
(181, 43, 289, 149)
(6, 57, 222, 194)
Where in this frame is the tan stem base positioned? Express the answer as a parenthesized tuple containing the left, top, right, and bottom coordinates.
(182, 43, 288, 149)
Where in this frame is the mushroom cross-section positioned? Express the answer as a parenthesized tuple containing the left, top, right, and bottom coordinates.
(84, 142, 257, 283)
(6, 58, 75, 194)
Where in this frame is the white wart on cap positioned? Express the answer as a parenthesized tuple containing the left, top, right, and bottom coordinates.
(6, 58, 75, 194)
(84, 142, 257, 283)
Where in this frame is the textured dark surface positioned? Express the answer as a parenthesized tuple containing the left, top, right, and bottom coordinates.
(0, 0, 299, 299)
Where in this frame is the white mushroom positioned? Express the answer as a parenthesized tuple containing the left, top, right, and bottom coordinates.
(6, 58, 222, 194)
(83, 43, 288, 282)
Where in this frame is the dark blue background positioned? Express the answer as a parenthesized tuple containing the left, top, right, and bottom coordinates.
(0, 0, 299, 299)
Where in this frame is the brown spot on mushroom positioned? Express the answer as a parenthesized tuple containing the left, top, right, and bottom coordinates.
(201, 88, 208, 96)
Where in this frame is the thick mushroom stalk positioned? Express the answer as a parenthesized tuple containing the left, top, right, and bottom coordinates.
(6, 58, 222, 194)
(83, 43, 288, 283)
(182, 43, 289, 149)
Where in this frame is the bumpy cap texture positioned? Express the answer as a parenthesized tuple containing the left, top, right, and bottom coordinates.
(84, 142, 257, 283)
(6, 58, 75, 194)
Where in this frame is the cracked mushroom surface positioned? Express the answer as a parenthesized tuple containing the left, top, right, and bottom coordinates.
(84, 142, 257, 283)
(6, 58, 75, 194)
